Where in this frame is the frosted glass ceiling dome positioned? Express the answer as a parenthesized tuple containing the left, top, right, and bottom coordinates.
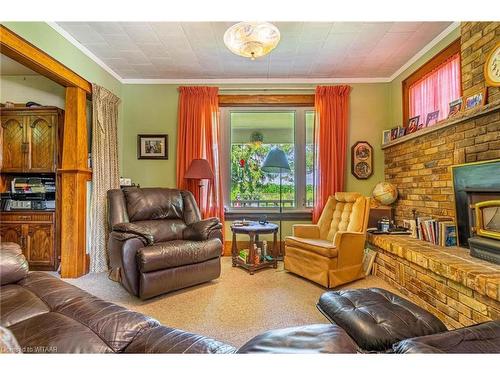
(223, 21, 280, 60)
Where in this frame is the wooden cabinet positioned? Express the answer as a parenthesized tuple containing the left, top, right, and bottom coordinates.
(0, 212, 57, 270)
(1, 107, 62, 173)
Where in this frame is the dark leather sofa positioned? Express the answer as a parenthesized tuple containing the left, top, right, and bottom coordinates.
(107, 187, 223, 299)
(2, 242, 499, 354)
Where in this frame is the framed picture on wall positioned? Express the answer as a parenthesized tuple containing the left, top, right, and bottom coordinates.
(351, 141, 373, 180)
(137, 134, 168, 160)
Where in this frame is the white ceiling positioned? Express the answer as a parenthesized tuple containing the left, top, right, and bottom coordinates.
(56, 22, 453, 80)
(1, 54, 38, 75)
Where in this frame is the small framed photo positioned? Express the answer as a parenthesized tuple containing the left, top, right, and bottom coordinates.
(382, 130, 392, 144)
(425, 110, 440, 126)
(464, 89, 487, 111)
(448, 98, 463, 118)
(397, 126, 406, 138)
(443, 223, 458, 247)
(390, 127, 399, 140)
(407, 116, 420, 133)
(137, 134, 168, 160)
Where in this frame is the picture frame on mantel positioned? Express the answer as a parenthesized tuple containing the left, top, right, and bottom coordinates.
(137, 134, 168, 160)
(351, 141, 373, 180)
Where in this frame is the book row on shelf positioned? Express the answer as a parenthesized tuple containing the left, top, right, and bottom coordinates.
(403, 216, 458, 247)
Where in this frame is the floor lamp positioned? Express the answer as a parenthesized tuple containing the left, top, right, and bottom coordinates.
(184, 158, 215, 208)
(261, 147, 291, 258)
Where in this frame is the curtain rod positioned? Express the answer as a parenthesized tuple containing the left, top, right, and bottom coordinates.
(218, 87, 316, 92)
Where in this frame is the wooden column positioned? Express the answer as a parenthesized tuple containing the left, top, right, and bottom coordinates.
(59, 87, 92, 278)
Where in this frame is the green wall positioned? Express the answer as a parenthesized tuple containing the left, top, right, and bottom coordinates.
(0, 75, 66, 108)
(388, 26, 461, 126)
(121, 83, 390, 197)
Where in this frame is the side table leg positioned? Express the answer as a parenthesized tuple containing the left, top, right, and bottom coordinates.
(232, 232, 237, 266)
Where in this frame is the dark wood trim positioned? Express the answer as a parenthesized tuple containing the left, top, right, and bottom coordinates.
(402, 38, 462, 125)
(0, 25, 92, 94)
(225, 210, 312, 221)
(219, 94, 315, 107)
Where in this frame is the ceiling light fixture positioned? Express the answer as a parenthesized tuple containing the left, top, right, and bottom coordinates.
(223, 22, 280, 60)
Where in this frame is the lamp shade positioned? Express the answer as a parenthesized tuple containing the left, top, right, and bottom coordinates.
(261, 148, 291, 174)
(184, 159, 215, 180)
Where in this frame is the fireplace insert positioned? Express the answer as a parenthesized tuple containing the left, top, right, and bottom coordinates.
(452, 160, 500, 264)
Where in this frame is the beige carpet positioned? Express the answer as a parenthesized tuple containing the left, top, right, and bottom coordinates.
(63, 257, 400, 347)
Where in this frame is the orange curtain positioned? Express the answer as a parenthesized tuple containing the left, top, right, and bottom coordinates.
(313, 85, 352, 223)
(176, 86, 224, 226)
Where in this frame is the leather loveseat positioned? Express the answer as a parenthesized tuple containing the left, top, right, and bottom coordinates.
(107, 187, 223, 299)
(2, 242, 499, 354)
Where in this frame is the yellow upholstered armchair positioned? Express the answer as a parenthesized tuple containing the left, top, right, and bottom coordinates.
(284, 192, 371, 288)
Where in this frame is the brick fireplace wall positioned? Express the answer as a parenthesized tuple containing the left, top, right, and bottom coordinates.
(385, 22, 500, 225)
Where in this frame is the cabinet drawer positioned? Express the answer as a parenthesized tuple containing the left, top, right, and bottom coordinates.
(0, 212, 54, 223)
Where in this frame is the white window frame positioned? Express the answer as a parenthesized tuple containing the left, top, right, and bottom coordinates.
(220, 106, 314, 213)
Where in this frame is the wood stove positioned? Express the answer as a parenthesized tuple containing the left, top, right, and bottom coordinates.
(452, 159, 500, 264)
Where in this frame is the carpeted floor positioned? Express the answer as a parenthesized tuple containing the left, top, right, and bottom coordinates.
(63, 257, 401, 347)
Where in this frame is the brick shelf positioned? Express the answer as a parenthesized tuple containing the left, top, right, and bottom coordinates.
(367, 233, 500, 329)
(382, 100, 500, 150)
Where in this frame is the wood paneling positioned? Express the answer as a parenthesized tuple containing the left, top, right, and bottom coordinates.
(59, 87, 91, 278)
(219, 94, 315, 107)
(1, 26, 93, 277)
(0, 211, 56, 270)
(0, 25, 92, 94)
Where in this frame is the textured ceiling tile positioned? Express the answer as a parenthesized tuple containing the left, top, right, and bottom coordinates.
(56, 21, 453, 79)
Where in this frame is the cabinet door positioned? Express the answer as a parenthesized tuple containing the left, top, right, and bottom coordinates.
(0, 224, 24, 248)
(1, 115, 27, 172)
(27, 115, 56, 172)
(25, 223, 54, 268)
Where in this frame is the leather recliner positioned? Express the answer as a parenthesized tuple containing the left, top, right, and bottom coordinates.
(284, 192, 371, 288)
(107, 187, 223, 299)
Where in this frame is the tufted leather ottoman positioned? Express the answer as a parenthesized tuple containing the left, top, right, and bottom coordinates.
(317, 288, 448, 352)
(236, 324, 359, 354)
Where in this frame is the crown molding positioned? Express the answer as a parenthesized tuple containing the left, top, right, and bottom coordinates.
(46, 22, 124, 83)
(388, 21, 460, 81)
(46, 21, 460, 86)
(120, 77, 391, 84)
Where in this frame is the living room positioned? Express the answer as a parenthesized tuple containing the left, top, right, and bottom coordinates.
(1, 0, 499, 373)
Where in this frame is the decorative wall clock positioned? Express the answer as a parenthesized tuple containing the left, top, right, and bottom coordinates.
(485, 42, 500, 87)
(351, 141, 373, 180)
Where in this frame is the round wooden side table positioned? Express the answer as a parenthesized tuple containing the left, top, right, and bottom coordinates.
(231, 221, 278, 274)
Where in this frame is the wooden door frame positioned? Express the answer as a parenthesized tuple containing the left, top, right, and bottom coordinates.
(1, 25, 92, 277)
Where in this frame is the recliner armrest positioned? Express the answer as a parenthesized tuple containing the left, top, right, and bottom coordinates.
(292, 224, 320, 239)
(183, 218, 222, 241)
(112, 222, 154, 245)
(333, 231, 367, 268)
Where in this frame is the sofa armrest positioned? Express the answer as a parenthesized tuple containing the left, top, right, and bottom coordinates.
(0, 242, 29, 285)
(183, 218, 223, 241)
(333, 231, 366, 267)
(112, 223, 154, 245)
(292, 224, 320, 239)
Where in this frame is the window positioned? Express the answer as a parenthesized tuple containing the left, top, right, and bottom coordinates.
(402, 39, 461, 125)
(221, 107, 315, 211)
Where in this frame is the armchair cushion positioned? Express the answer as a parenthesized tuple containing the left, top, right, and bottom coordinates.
(137, 239, 222, 272)
(285, 237, 337, 258)
(123, 187, 184, 222)
(183, 218, 222, 241)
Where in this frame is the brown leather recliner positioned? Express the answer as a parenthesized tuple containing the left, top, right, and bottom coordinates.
(107, 187, 223, 299)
